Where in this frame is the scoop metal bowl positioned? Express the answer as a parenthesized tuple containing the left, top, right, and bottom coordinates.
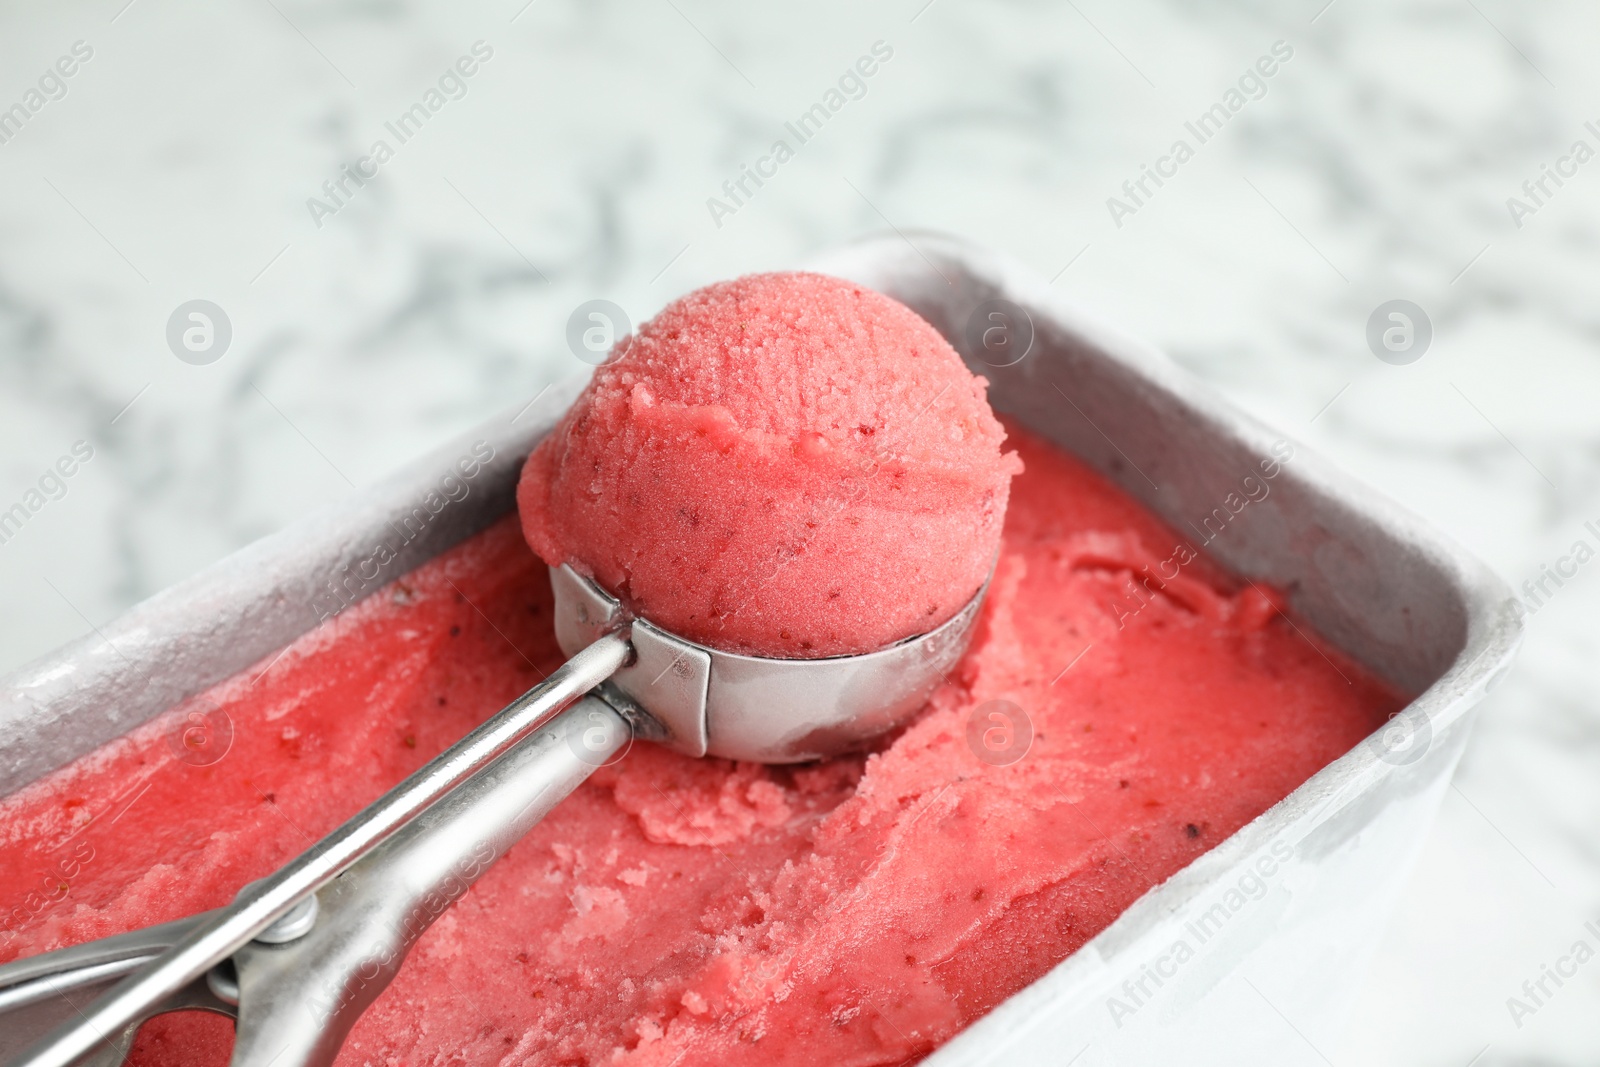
(5, 565, 988, 1067)
(551, 564, 986, 763)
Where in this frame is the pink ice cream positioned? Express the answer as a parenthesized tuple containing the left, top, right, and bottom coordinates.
(0, 425, 1401, 1067)
(0, 273, 1405, 1067)
(517, 272, 1022, 658)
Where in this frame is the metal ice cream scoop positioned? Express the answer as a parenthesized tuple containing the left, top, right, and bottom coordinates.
(2, 564, 987, 1067)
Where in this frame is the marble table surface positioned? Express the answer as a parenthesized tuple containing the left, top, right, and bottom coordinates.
(1, 0, 1597, 1062)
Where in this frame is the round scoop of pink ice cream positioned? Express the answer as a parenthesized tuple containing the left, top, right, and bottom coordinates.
(517, 271, 1022, 659)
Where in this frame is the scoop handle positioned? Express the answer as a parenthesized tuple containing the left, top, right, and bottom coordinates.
(12, 631, 631, 1067)
(228, 694, 631, 1067)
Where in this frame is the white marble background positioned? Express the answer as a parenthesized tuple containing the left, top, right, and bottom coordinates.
(1, 0, 1597, 1062)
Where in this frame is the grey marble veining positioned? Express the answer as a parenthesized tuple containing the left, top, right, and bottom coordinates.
(0, 0, 1597, 1062)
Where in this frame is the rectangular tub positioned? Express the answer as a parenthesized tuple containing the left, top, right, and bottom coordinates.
(0, 235, 1520, 1065)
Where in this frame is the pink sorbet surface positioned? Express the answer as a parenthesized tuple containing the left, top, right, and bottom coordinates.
(517, 271, 1022, 658)
(0, 425, 1402, 1067)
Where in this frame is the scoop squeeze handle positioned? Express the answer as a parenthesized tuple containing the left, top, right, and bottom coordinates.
(12, 631, 631, 1067)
